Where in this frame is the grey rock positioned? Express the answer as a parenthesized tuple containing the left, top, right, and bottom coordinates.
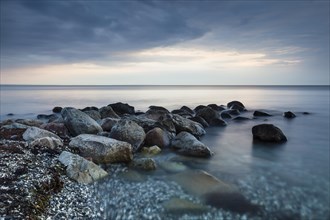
(145, 109, 169, 121)
(58, 151, 108, 183)
(144, 127, 171, 148)
(52, 106, 63, 113)
(23, 126, 61, 142)
(196, 107, 220, 124)
(252, 124, 287, 142)
(284, 111, 296, 118)
(15, 119, 44, 127)
(141, 145, 162, 156)
(227, 101, 246, 111)
(83, 110, 102, 121)
(61, 107, 103, 136)
(2, 123, 30, 129)
(99, 106, 120, 119)
(124, 115, 158, 133)
(109, 119, 146, 151)
(189, 116, 209, 128)
(172, 114, 205, 137)
(209, 118, 227, 126)
(220, 112, 232, 119)
(108, 102, 135, 115)
(40, 122, 70, 139)
(233, 116, 251, 121)
(171, 131, 212, 157)
(69, 134, 133, 164)
(30, 137, 63, 150)
(180, 106, 195, 115)
(100, 118, 119, 132)
(194, 105, 207, 112)
(129, 158, 157, 171)
(207, 104, 225, 112)
(253, 110, 272, 117)
(148, 105, 170, 113)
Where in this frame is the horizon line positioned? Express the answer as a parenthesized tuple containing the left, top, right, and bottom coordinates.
(0, 84, 329, 87)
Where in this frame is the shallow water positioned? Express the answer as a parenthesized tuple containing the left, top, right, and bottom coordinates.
(1, 85, 329, 219)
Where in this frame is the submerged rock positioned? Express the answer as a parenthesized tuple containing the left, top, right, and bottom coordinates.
(108, 102, 135, 115)
(253, 110, 272, 117)
(141, 145, 162, 156)
(69, 134, 133, 164)
(252, 124, 287, 142)
(109, 119, 146, 151)
(129, 158, 157, 171)
(159, 161, 187, 173)
(171, 132, 212, 157)
(23, 126, 61, 142)
(284, 111, 296, 118)
(144, 127, 171, 148)
(61, 107, 103, 136)
(58, 151, 108, 183)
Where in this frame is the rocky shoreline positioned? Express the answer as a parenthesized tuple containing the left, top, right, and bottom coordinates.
(1, 101, 322, 219)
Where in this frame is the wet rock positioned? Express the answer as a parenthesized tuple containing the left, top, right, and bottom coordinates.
(148, 105, 170, 113)
(30, 137, 63, 153)
(141, 145, 162, 156)
(194, 105, 207, 112)
(23, 126, 61, 142)
(100, 118, 119, 132)
(58, 151, 108, 183)
(171, 109, 193, 117)
(69, 134, 133, 164)
(223, 109, 240, 116)
(253, 110, 272, 117)
(61, 107, 103, 136)
(81, 106, 99, 112)
(109, 119, 146, 151)
(144, 127, 171, 148)
(145, 109, 169, 121)
(171, 132, 212, 157)
(52, 106, 62, 113)
(83, 110, 102, 121)
(209, 118, 227, 126)
(172, 114, 205, 137)
(163, 197, 209, 214)
(129, 158, 157, 171)
(180, 106, 195, 115)
(99, 106, 120, 119)
(252, 124, 287, 142)
(303, 112, 310, 115)
(125, 115, 158, 133)
(108, 102, 135, 115)
(157, 114, 176, 134)
(40, 123, 70, 139)
(159, 161, 187, 173)
(233, 116, 251, 121)
(15, 119, 44, 127)
(227, 101, 246, 111)
(189, 116, 209, 128)
(220, 112, 232, 119)
(207, 104, 225, 112)
(284, 111, 296, 118)
(196, 106, 220, 124)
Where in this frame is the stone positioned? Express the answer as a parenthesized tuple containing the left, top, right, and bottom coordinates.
(209, 118, 227, 126)
(144, 127, 171, 148)
(58, 151, 108, 183)
(30, 137, 63, 153)
(220, 112, 232, 119)
(195, 106, 220, 124)
(233, 116, 250, 121)
(141, 146, 162, 156)
(61, 107, 103, 136)
(223, 109, 240, 116)
(252, 124, 287, 142)
(145, 109, 169, 121)
(2, 123, 29, 129)
(125, 115, 158, 133)
(69, 134, 133, 164)
(253, 110, 272, 117)
(284, 111, 296, 118)
(162, 198, 209, 214)
(100, 118, 119, 132)
(159, 161, 187, 173)
(15, 119, 44, 127)
(81, 106, 99, 112)
(37, 114, 58, 121)
(52, 106, 63, 113)
(180, 106, 195, 115)
(171, 131, 212, 157)
(99, 106, 120, 119)
(171, 109, 193, 117)
(194, 105, 207, 112)
(23, 126, 61, 142)
(189, 116, 209, 128)
(0, 127, 26, 141)
(109, 119, 146, 151)
(172, 114, 205, 137)
(148, 105, 170, 113)
(108, 102, 135, 115)
(40, 123, 70, 139)
(227, 101, 246, 111)
(83, 110, 102, 121)
(129, 158, 157, 171)
(207, 104, 225, 112)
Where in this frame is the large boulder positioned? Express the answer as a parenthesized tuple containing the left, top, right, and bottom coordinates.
(109, 119, 146, 151)
(171, 132, 212, 157)
(144, 127, 171, 148)
(252, 124, 287, 142)
(40, 123, 70, 139)
(189, 116, 209, 128)
(29, 137, 63, 154)
(172, 114, 205, 137)
(180, 106, 195, 115)
(69, 134, 133, 164)
(207, 104, 225, 112)
(145, 109, 168, 121)
(23, 126, 61, 142)
(58, 151, 108, 183)
(108, 102, 135, 115)
(83, 110, 102, 121)
(227, 101, 246, 112)
(61, 107, 103, 136)
(124, 115, 158, 133)
(195, 107, 220, 124)
(100, 118, 119, 132)
(99, 106, 120, 119)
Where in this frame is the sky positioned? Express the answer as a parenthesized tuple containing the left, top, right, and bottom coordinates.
(0, 0, 329, 85)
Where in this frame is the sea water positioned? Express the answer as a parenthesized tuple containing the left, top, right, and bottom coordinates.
(1, 85, 329, 218)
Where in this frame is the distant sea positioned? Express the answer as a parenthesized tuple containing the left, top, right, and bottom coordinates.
(1, 85, 329, 218)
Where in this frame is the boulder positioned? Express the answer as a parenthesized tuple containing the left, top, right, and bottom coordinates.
(148, 105, 170, 113)
(124, 115, 158, 133)
(180, 106, 195, 115)
(207, 104, 225, 112)
(156, 115, 176, 134)
(29, 137, 63, 153)
(253, 110, 272, 117)
(227, 101, 246, 111)
(172, 114, 205, 137)
(252, 124, 287, 142)
(58, 151, 108, 183)
(15, 119, 44, 127)
(171, 109, 193, 117)
(141, 145, 162, 156)
(83, 110, 102, 121)
(159, 161, 187, 173)
(100, 118, 119, 132)
(99, 106, 120, 119)
(194, 105, 207, 112)
(69, 134, 133, 164)
(144, 127, 171, 148)
(52, 106, 63, 113)
(171, 132, 212, 157)
(195, 107, 220, 124)
(220, 112, 232, 119)
(81, 106, 99, 112)
(2, 122, 29, 129)
(109, 119, 146, 151)
(189, 116, 209, 128)
(23, 126, 61, 142)
(209, 118, 227, 126)
(37, 114, 58, 121)
(40, 123, 70, 139)
(108, 102, 135, 115)
(284, 111, 296, 118)
(223, 109, 240, 116)
(129, 158, 157, 171)
(145, 109, 168, 121)
(61, 107, 103, 136)
(233, 116, 250, 121)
